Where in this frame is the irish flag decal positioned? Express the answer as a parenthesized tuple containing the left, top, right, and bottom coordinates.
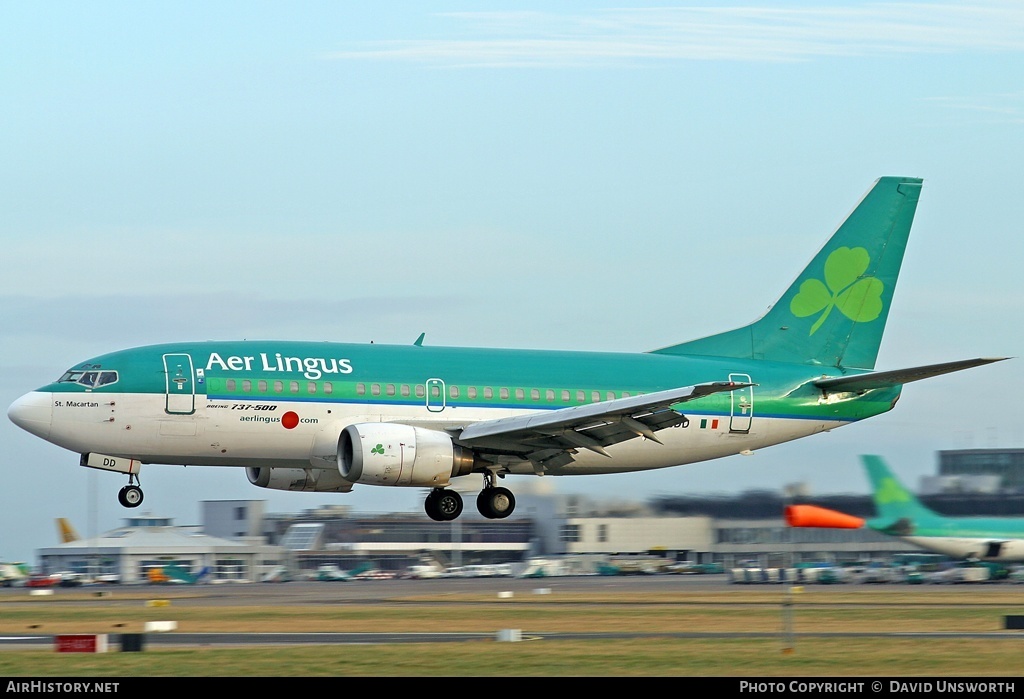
(699, 418, 719, 430)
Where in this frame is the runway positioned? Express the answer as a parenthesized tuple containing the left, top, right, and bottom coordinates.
(3, 575, 1024, 650)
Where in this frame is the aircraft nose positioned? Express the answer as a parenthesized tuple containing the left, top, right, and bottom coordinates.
(7, 391, 52, 440)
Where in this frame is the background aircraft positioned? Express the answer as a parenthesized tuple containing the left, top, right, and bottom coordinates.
(146, 564, 211, 585)
(0, 562, 30, 587)
(786, 455, 1024, 562)
(7, 178, 1005, 522)
(312, 562, 374, 581)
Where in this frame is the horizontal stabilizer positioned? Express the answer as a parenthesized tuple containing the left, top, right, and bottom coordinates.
(784, 504, 865, 529)
(813, 357, 1008, 392)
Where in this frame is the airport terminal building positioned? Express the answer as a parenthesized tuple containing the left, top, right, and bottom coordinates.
(35, 513, 284, 585)
(34, 494, 911, 583)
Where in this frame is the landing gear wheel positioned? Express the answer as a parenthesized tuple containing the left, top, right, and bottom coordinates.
(425, 489, 444, 522)
(424, 488, 463, 521)
(477, 487, 515, 519)
(118, 485, 144, 508)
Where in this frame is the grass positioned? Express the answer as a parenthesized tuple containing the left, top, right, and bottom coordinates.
(2, 586, 1024, 675)
(2, 639, 1023, 677)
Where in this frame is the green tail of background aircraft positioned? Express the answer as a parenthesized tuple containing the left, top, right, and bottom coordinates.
(7, 177, 1007, 522)
(787, 455, 1024, 562)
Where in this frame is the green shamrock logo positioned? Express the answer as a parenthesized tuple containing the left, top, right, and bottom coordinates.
(875, 478, 911, 505)
(371, 444, 385, 455)
(790, 246, 884, 335)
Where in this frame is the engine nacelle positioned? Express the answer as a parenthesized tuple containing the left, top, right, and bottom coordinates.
(246, 466, 353, 493)
(338, 423, 475, 487)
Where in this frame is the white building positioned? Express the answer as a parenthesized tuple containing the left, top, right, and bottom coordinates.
(37, 514, 283, 584)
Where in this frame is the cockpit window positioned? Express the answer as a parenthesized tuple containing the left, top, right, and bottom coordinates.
(57, 370, 119, 388)
(96, 372, 118, 387)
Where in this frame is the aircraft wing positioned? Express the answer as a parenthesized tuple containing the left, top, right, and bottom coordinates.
(813, 357, 1008, 393)
(454, 381, 750, 471)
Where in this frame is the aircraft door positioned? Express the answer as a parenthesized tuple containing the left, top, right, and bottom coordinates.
(728, 373, 753, 433)
(163, 353, 196, 415)
(425, 378, 446, 413)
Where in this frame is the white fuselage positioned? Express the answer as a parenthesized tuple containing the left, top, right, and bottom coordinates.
(903, 536, 1024, 563)
(12, 388, 840, 480)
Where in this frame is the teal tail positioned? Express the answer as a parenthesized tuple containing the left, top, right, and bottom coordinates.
(862, 454, 938, 533)
(651, 177, 923, 370)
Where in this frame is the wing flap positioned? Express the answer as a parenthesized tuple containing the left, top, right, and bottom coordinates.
(457, 381, 748, 458)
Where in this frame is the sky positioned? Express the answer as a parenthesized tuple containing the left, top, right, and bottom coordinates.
(2, 1, 1023, 564)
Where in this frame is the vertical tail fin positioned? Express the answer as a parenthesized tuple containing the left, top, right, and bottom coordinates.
(651, 177, 923, 369)
(862, 454, 938, 526)
(56, 517, 80, 543)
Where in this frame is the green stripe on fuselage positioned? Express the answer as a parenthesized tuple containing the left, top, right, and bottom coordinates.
(39, 340, 900, 423)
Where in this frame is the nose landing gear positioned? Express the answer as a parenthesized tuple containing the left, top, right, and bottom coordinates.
(117, 475, 144, 508)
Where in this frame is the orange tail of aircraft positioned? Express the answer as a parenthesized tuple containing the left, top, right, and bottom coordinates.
(785, 505, 865, 529)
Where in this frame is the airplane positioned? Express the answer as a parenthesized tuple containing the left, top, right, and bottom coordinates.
(786, 455, 1024, 562)
(312, 562, 374, 582)
(146, 564, 211, 584)
(6, 177, 1007, 522)
(0, 562, 30, 587)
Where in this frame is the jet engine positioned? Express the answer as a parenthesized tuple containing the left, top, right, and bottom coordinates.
(338, 423, 475, 487)
(246, 466, 353, 493)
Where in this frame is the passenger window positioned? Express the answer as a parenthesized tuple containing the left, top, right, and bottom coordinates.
(430, 385, 440, 398)
(356, 383, 366, 396)
(274, 380, 284, 393)
(467, 387, 477, 399)
(242, 380, 252, 392)
(484, 387, 493, 399)
(324, 382, 333, 395)
(515, 388, 524, 400)
(576, 390, 585, 402)
(499, 388, 509, 400)
(592, 391, 601, 402)
(371, 384, 381, 396)
(607, 391, 616, 401)
(401, 384, 410, 397)
(530, 389, 540, 400)
(415, 385, 425, 398)
(307, 382, 317, 394)
(450, 386, 460, 399)
(258, 380, 268, 392)
(561, 390, 570, 402)
(226, 379, 236, 392)
(622, 391, 630, 398)
(386, 384, 396, 396)
(290, 381, 299, 394)
(546, 389, 554, 401)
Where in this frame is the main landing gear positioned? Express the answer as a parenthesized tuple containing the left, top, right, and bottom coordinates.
(477, 485, 515, 519)
(424, 488, 463, 521)
(117, 475, 144, 508)
(423, 472, 516, 522)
